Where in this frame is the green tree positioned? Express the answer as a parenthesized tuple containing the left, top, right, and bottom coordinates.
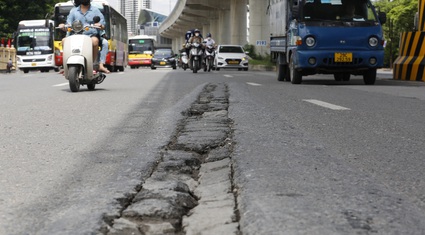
(0, 0, 63, 38)
(375, 0, 418, 67)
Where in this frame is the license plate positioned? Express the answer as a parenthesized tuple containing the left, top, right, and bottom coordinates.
(334, 53, 352, 62)
(160, 62, 166, 65)
(32, 63, 37, 66)
(228, 60, 239, 64)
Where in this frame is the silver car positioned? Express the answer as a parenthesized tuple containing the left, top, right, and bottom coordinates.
(214, 45, 249, 71)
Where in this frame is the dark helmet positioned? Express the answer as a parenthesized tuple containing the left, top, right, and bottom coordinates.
(80, 0, 91, 6)
(73, 0, 81, 6)
(207, 33, 212, 37)
(194, 29, 200, 33)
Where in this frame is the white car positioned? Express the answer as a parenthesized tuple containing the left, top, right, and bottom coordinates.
(214, 45, 249, 71)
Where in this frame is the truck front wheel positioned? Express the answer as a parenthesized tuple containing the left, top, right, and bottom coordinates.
(289, 54, 302, 84)
(363, 69, 376, 85)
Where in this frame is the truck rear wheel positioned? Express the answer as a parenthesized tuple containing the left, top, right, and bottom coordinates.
(289, 54, 302, 84)
(363, 69, 376, 85)
(277, 63, 289, 82)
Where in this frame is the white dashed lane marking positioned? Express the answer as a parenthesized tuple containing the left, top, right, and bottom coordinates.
(53, 83, 68, 87)
(303, 99, 351, 111)
(246, 82, 262, 86)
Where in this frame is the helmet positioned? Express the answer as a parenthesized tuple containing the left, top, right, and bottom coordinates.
(207, 33, 211, 37)
(194, 29, 200, 33)
(73, 0, 81, 6)
(80, 0, 91, 6)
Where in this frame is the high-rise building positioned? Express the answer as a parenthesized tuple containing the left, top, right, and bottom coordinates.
(140, 0, 151, 9)
(118, 0, 152, 35)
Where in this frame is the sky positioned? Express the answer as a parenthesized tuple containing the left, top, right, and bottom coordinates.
(108, 0, 178, 15)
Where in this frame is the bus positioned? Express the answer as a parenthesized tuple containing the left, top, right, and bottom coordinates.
(53, 0, 128, 72)
(128, 35, 156, 69)
(16, 20, 59, 73)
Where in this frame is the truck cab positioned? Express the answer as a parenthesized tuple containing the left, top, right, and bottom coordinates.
(270, 0, 386, 84)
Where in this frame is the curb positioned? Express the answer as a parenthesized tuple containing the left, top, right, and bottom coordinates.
(249, 64, 276, 72)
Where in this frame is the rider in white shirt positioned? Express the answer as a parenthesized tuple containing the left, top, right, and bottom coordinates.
(204, 33, 216, 47)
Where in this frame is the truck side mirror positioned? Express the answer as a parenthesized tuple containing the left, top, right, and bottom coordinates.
(379, 12, 387, 25)
(291, 0, 300, 20)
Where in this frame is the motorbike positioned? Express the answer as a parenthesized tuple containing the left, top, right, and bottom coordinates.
(188, 42, 203, 73)
(181, 51, 189, 71)
(204, 44, 215, 72)
(61, 17, 106, 92)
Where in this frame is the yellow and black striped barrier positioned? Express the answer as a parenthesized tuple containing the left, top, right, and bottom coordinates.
(393, 0, 425, 81)
(393, 32, 425, 81)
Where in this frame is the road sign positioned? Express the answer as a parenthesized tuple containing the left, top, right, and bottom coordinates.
(256, 40, 267, 46)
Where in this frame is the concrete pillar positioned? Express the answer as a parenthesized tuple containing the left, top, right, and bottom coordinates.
(202, 24, 210, 38)
(249, 0, 270, 56)
(171, 38, 176, 52)
(219, 9, 231, 44)
(230, 0, 247, 45)
(210, 18, 219, 43)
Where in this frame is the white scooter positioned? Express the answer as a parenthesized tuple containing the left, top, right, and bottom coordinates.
(204, 44, 216, 72)
(61, 17, 106, 92)
(181, 51, 189, 71)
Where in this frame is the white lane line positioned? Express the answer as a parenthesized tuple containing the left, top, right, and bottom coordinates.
(53, 83, 68, 87)
(224, 75, 233, 78)
(246, 82, 262, 86)
(303, 99, 351, 111)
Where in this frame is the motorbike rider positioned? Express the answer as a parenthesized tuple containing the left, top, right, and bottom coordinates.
(188, 29, 204, 46)
(203, 33, 216, 47)
(187, 29, 204, 68)
(184, 30, 192, 56)
(203, 33, 216, 64)
(59, 0, 110, 74)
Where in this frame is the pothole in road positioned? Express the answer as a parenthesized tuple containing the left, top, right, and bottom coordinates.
(100, 83, 240, 235)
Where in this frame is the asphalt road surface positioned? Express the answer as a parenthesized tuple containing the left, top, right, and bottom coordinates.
(1, 67, 425, 234)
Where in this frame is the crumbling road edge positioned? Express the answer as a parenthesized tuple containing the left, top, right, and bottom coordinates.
(100, 83, 241, 235)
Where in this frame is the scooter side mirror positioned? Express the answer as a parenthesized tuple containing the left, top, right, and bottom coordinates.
(93, 16, 101, 23)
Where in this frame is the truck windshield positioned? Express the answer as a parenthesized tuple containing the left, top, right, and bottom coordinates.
(17, 28, 52, 55)
(302, 0, 378, 23)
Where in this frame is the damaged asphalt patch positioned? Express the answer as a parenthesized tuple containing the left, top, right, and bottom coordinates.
(101, 83, 240, 235)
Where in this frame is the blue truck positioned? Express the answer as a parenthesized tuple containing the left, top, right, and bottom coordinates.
(269, 0, 386, 84)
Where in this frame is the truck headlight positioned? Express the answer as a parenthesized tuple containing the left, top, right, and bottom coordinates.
(369, 36, 379, 47)
(305, 36, 316, 47)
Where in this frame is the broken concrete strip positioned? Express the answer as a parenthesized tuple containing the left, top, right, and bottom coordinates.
(105, 83, 239, 235)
